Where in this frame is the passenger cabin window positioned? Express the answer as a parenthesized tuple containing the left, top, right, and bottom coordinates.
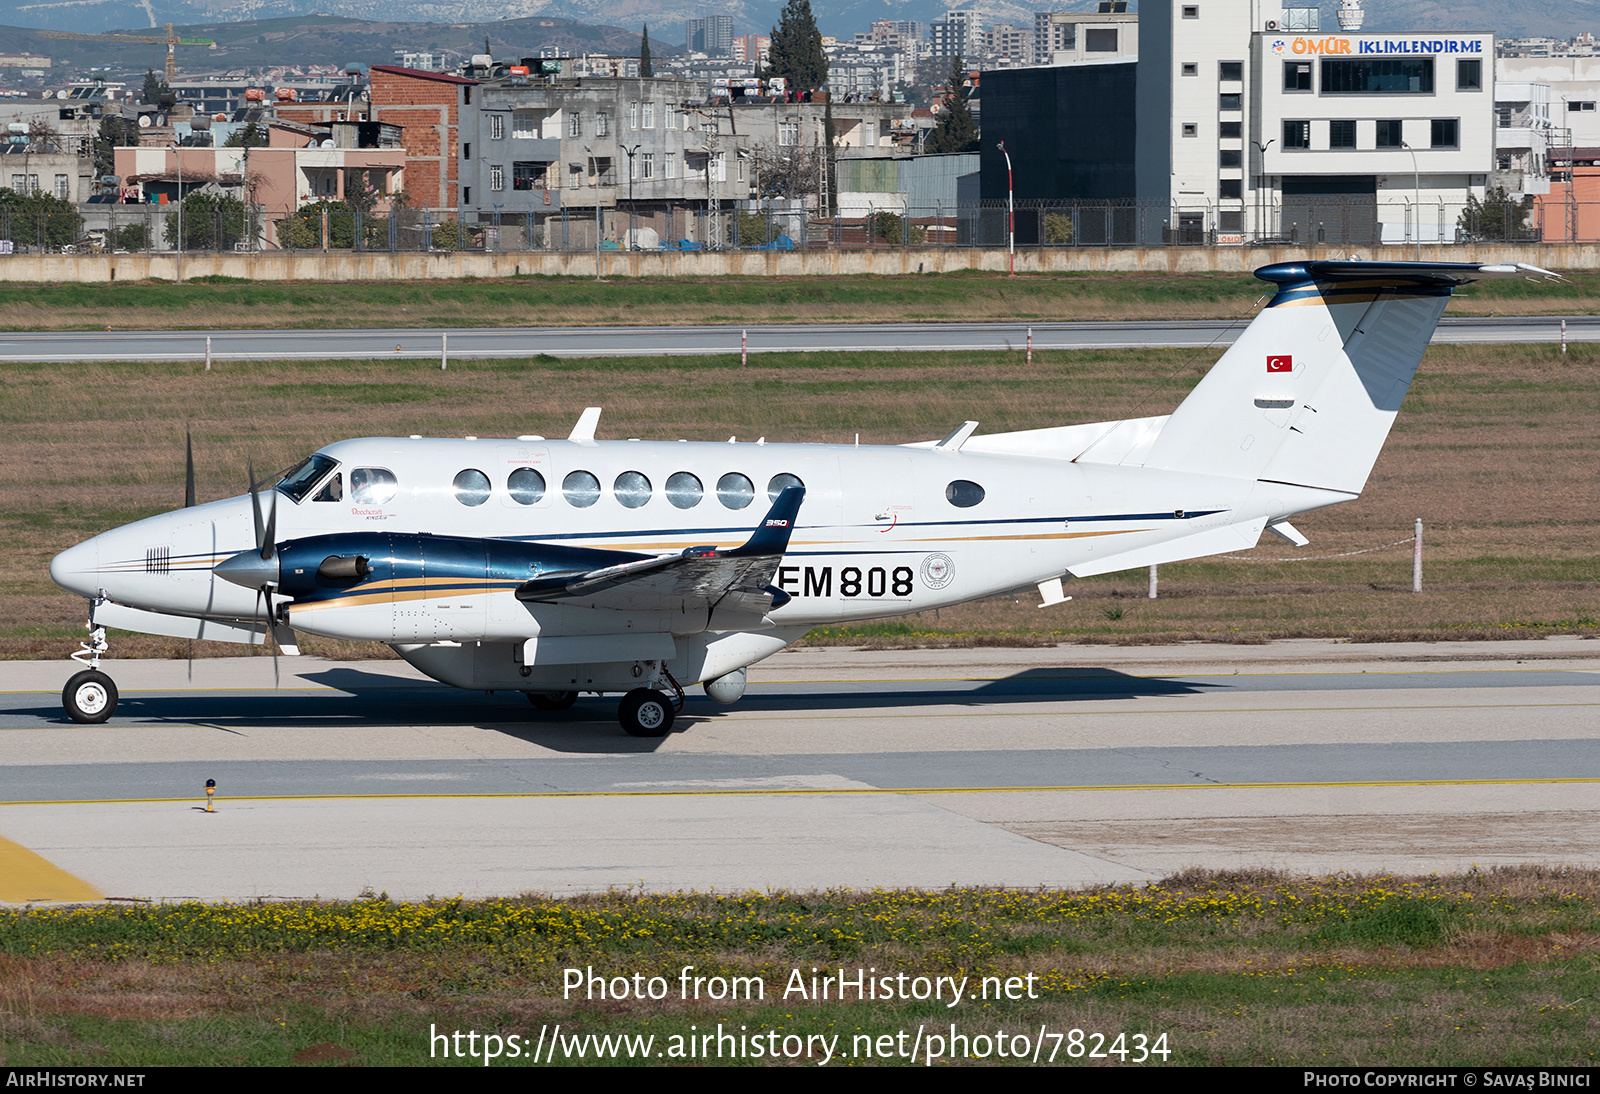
(767, 473, 804, 501)
(563, 470, 601, 508)
(452, 469, 491, 506)
(717, 472, 755, 509)
(350, 467, 397, 505)
(665, 471, 704, 509)
(312, 473, 343, 502)
(946, 480, 986, 507)
(276, 454, 338, 503)
(614, 471, 652, 508)
(507, 467, 546, 505)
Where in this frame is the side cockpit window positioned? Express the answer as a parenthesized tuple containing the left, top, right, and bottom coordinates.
(276, 454, 339, 503)
(351, 467, 398, 505)
(312, 473, 343, 502)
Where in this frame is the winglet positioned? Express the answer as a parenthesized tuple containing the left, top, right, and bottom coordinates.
(724, 486, 805, 558)
(568, 406, 602, 444)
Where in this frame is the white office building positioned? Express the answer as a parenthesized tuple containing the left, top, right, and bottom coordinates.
(1136, 0, 1494, 244)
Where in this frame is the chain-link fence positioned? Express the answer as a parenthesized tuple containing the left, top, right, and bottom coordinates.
(0, 195, 1567, 255)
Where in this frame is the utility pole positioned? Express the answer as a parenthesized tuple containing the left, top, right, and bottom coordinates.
(621, 143, 639, 248)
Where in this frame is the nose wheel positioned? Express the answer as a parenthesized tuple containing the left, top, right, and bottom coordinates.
(64, 604, 118, 723)
(63, 669, 118, 724)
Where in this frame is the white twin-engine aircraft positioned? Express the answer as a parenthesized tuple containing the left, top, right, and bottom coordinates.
(50, 260, 1550, 735)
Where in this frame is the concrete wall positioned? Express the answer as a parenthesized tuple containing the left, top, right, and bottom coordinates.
(0, 242, 1587, 283)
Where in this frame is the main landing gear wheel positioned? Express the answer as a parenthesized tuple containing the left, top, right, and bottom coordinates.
(63, 669, 118, 724)
(527, 690, 579, 711)
(617, 688, 674, 738)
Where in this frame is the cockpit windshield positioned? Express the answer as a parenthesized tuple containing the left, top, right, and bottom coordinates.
(276, 454, 339, 503)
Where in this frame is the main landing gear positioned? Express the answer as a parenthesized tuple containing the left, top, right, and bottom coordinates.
(526, 690, 579, 711)
(618, 688, 675, 737)
(524, 666, 687, 738)
(616, 667, 687, 738)
(63, 598, 118, 724)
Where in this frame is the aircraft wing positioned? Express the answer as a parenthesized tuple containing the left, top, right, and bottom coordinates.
(514, 486, 804, 616)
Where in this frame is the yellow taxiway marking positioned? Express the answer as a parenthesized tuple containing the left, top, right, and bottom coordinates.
(4, 777, 1599, 808)
(0, 834, 103, 903)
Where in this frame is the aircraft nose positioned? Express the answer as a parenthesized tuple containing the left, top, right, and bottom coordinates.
(49, 539, 100, 599)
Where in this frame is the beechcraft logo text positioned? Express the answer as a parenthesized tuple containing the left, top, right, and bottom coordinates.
(1267, 355, 1294, 373)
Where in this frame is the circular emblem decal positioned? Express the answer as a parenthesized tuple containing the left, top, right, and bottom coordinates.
(920, 552, 955, 590)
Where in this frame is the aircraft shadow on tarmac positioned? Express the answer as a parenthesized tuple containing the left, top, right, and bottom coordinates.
(15, 667, 1220, 756)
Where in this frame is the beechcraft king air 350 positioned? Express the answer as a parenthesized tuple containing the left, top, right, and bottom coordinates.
(49, 260, 1553, 735)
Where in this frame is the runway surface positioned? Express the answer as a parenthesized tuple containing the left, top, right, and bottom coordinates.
(0, 315, 1592, 362)
(2, 637, 1597, 902)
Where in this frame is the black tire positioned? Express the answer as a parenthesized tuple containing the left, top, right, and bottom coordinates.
(618, 688, 674, 738)
(63, 669, 117, 724)
(527, 690, 579, 711)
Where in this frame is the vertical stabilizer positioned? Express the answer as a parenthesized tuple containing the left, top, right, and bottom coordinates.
(1141, 261, 1551, 496)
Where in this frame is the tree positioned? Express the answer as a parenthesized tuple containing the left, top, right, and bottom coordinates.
(277, 199, 355, 249)
(223, 121, 267, 148)
(924, 57, 979, 154)
(752, 137, 823, 201)
(164, 191, 246, 250)
(0, 188, 83, 248)
(640, 24, 653, 78)
(94, 116, 136, 178)
(767, 0, 828, 93)
(113, 222, 149, 251)
(904, 55, 949, 107)
(1457, 185, 1534, 242)
(141, 70, 164, 104)
(26, 117, 61, 154)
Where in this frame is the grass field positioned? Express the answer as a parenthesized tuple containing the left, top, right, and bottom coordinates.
(0, 269, 1593, 332)
(2, 869, 1598, 1066)
(1, 340, 1595, 659)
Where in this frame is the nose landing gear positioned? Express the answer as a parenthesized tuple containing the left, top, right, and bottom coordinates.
(64, 596, 118, 723)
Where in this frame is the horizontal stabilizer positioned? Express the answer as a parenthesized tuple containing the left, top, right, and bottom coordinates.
(1068, 518, 1267, 578)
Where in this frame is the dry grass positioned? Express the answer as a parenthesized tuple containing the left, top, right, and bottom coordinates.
(2, 341, 1596, 657)
(0, 269, 1593, 333)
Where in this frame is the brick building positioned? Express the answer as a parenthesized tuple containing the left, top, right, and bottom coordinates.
(368, 65, 479, 209)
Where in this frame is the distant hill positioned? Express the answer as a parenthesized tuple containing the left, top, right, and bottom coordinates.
(0, 0, 1596, 78)
(0, 13, 654, 77)
(1355, 0, 1600, 37)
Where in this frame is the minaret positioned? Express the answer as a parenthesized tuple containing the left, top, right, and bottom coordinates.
(1336, 0, 1365, 31)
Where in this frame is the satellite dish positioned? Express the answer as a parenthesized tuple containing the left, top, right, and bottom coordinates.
(321, 138, 334, 147)
(137, 115, 151, 128)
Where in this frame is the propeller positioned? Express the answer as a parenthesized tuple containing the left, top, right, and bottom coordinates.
(217, 459, 287, 687)
(184, 425, 196, 508)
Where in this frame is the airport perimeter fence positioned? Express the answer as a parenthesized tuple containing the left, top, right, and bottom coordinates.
(0, 195, 1568, 255)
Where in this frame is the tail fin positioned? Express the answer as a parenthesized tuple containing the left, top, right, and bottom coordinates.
(1140, 261, 1553, 496)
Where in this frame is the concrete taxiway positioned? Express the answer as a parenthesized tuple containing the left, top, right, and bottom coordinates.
(2, 637, 1597, 902)
(0, 315, 1592, 363)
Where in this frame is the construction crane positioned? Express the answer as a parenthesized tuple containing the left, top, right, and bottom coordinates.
(39, 24, 217, 83)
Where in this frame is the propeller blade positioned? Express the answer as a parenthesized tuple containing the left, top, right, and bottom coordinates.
(260, 491, 277, 562)
(184, 425, 196, 509)
(247, 459, 264, 550)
